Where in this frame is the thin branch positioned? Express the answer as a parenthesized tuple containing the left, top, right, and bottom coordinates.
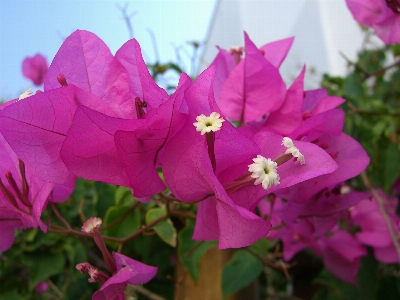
(147, 28, 160, 62)
(51, 202, 71, 230)
(339, 51, 369, 77)
(116, 3, 136, 39)
(244, 247, 292, 276)
(364, 58, 400, 79)
(348, 102, 400, 116)
(361, 171, 400, 263)
(127, 284, 167, 300)
(101, 201, 140, 230)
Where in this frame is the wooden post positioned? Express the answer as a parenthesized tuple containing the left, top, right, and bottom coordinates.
(174, 247, 258, 300)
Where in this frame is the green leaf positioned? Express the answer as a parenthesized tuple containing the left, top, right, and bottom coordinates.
(95, 182, 117, 218)
(222, 249, 263, 298)
(21, 252, 65, 290)
(377, 139, 400, 192)
(357, 252, 379, 300)
(343, 73, 364, 101)
(115, 186, 135, 206)
(145, 207, 176, 247)
(377, 276, 400, 300)
(177, 219, 217, 282)
(104, 205, 141, 248)
(391, 44, 400, 57)
(0, 291, 24, 300)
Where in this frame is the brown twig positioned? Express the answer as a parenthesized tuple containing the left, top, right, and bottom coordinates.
(347, 102, 400, 116)
(101, 201, 140, 230)
(127, 284, 167, 300)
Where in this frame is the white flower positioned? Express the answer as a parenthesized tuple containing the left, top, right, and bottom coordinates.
(282, 137, 305, 165)
(248, 155, 280, 190)
(18, 88, 33, 100)
(193, 112, 225, 135)
(81, 217, 102, 233)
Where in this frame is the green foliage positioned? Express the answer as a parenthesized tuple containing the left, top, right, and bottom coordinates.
(221, 249, 263, 298)
(145, 206, 177, 247)
(22, 252, 66, 290)
(322, 44, 400, 192)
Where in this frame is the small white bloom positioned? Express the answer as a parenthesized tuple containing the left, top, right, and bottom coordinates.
(282, 137, 305, 165)
(248, 155, 280, 190)
(193, 112, 225, 135)
(81, 217, 102, 233)
(340, 185, 351, 195)
(18, 88, 33, 100)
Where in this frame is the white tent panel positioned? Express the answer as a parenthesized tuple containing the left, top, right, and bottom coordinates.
(200, 0, 369, 87)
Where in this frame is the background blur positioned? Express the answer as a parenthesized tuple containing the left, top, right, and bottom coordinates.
(0, 0, 216, 98)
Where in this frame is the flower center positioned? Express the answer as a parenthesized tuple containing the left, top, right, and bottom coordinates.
(193, 112, 225, 135)
(248, 155, 280, 190)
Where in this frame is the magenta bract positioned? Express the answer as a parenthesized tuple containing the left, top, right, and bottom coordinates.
(346, 0, 400, 44)
(22, 54, 48, 86)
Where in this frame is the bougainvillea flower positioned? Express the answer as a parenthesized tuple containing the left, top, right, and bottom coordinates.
(346, 0, 400, 44)
(351, 193, 400, 263)
(318, 231, 366, 284)
(278, 186, 369, 224)
(302, 88, 345, 117)
(61, 73, 190, 199)
(22, 53, 48, 86)
(0, 85, 116, 187)
(259, 36, 294, 69)
(114, 38, 168, 112)
(280, 221, 366, 284)
(255, 67, 305, 135)
(93, 254, 157, 300)
(51, 31, 175, 198)
(163, 67, 337, 248)
(210, 36, 294, 102)
(44, 30, 135, 119)
(225, 130, 338, 211)
(92, 253, 157, 300)
(278, 133, 369, 203)
(219, 32, 286, 123)
(162, 67, 272, 248)
(0, 134, 54, 251)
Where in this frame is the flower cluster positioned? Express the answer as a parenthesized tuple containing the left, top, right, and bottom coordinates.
(0, 27, 384, 297)
(346, 0, 400, 44)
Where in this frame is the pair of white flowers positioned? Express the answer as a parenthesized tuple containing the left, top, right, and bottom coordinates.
(194, 112, 305, 191)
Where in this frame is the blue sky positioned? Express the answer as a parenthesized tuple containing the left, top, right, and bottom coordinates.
(0, 0, 216, 99)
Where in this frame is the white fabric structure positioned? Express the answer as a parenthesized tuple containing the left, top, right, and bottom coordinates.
(199, 0, 374, 87)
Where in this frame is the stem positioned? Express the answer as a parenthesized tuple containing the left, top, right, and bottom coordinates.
(348, 103, 400, 116)
(101, 201, 140, 230)
(127, 284, 166, 300)
(51, 202, 71, 230)
(244, 248, 289, 274)
(361, 171, 400, 263)
(119, 215, 167, 244)
(364, 58, 400, 79)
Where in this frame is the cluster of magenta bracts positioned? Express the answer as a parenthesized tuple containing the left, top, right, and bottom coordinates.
(346, 0, 400, 44)
(0, 29, 395, 294)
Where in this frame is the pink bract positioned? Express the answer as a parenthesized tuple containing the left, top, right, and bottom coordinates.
(44, 30, 134, 119)
(346, 0, 400, 44)
(219, 32, 286, 123)
(92, 253, 157, 300)
(0, 134, 54, 251)
(22, 53, 48, 86)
